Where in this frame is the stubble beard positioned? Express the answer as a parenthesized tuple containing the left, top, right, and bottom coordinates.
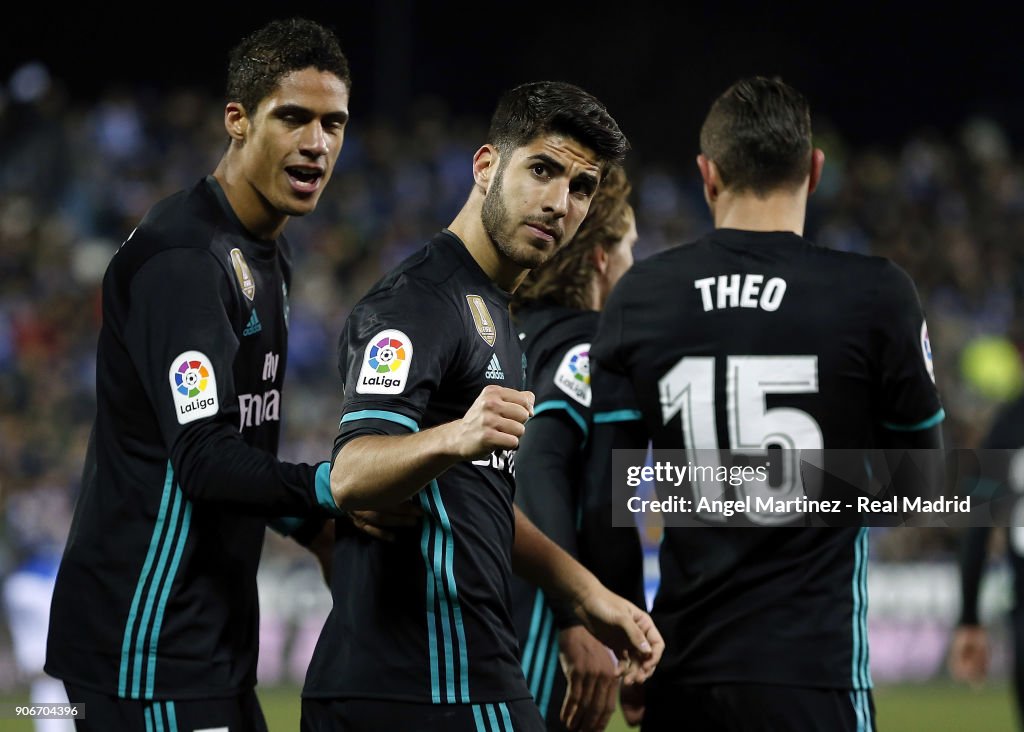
(480, 164, 551, 270)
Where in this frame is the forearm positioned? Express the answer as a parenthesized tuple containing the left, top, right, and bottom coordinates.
(172, 423, 335, 516)
(331, 424, 462, 510)
(516, 413, 582, 556)
(959, 526, 990, 625)
(581, 420, 647, 604)
(512, 505, 600, 613)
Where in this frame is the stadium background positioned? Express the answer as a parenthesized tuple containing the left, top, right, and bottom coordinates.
(2, 2, 1024, 729)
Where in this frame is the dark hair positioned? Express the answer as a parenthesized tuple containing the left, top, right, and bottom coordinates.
(227, 18, 351, 115)
(699, 76, 812, 195)
(487, 81, 629, 168)
(512, 165, 633, 312)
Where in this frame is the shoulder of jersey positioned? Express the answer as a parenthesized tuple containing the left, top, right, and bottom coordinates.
(528, 308, 598, 349)
(365, 235, 472, 297)
(112, 188, 217, 274)
(611, 241, 699, 293)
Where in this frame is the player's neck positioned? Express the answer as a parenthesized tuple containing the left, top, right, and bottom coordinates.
(712, 189, 807, 236)
(212, 161, 288, 241)
(448, 199, 527, 293)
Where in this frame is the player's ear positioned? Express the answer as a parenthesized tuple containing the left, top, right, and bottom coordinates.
(697, 154, 719, 202)
(592, 244, 609, 275)
(807, 148, 825, 195)
(473, 145, 499, 192)
(224, 102, 249, 142)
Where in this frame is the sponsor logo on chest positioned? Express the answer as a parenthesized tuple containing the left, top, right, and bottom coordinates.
(238, 351, 282, 429)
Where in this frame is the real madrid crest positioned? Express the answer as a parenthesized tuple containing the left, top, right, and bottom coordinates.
(466, 295, 496, 347)
(230, 248, 255, 301)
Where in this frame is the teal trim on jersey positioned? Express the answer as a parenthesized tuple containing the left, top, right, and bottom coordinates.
(314, 461, 345, 517)
(593, 409, 643, 424)
(144, 707, 154, 732)
(431, 481, 471, 702)
(528, 610, 554, 699)
(486, 704, 501, 732)
(153, 702, 166, 732)
(519, 590, 545, 682)
(498, 703, 513, 732)
(538, 637, 560, 718)
(534, 400, 588, 439)
(132, 487, 185, 697)
(850, 689, 873, 732)
(851, 531, 863, 691)
(341, 409, 420, 433)
(146, 496, 192, 698)
(859, 532, 872, 689)
(120, 463, 175, 697)
(429, 490, 457, 703)
(881, 407, 945, 432)
(851, 528, 872, 690)
(418, 494, 442, 703)
(268, 516, 305, 536)
(849, 691, 862, 732)
(472, 704, 487, 732)
(166, 701, 178, 732)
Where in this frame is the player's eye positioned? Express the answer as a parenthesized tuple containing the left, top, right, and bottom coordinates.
(571, 178, 597, 197)
(531, 163, 549, 178)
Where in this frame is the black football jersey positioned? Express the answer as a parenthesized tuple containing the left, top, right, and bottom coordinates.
(304, 230, 533, 705)
(509, 304, 596, 719)
(590, 228, 944, 691)
(509, 303, 645, 722)
(47, 177, 334, 701)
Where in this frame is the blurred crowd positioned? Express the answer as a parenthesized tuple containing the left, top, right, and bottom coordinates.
(2, 63, 1023, 601)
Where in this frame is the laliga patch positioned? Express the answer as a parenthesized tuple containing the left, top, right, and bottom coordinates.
(356, 329, 413, 394)
(230, 248, 255, 301)
(168, 350, 219, 424)
(921, 320, 935, 383)
(554, 342, 592, 407)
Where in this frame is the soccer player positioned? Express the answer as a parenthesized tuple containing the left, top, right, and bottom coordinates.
(44, 19, 385, 732)
(950, 394, 1024, 727)
(588, 77, 944, 730)
(509, 165, 642, 732)
(301, 81, 663, 732)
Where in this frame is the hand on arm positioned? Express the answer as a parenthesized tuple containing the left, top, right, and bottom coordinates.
(331, 385, 534, 510)
(512, 506, 662, 686)
(558, 625, 619, 732)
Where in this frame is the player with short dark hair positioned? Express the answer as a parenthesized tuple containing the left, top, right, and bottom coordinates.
(509, 165, 643, 732)
(300, 81, 662, 732)
(588, 76, 944, 731)
(45, 18, 370, 732)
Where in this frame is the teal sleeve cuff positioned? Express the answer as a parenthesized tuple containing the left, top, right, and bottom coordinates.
(881, 407, 945, 432)
(315, 461, 345, 517)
